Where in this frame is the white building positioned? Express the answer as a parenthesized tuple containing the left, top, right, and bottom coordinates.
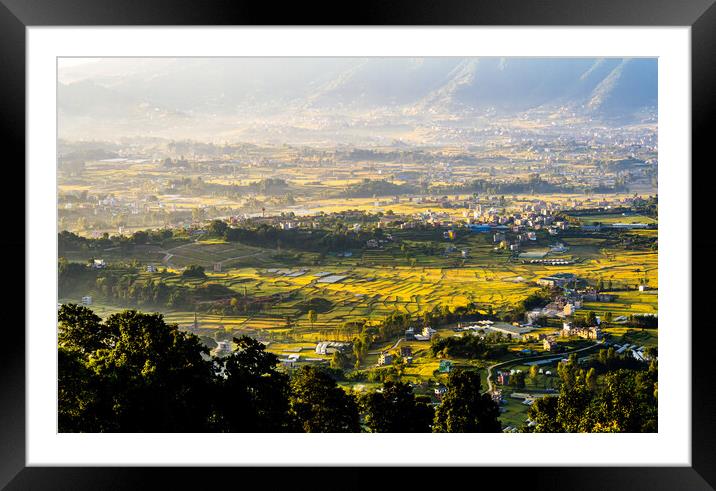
(213, 341, 233, 357)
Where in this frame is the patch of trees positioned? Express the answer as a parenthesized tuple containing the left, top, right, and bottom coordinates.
(60, 261, 284, 314)
(527, 354, 657, 432)
(204, 292, 284, 316)
(636, 195, 658, 218)
(350, 302, 492, 353)
(501, 288, 556, 323)
(166, 177, 290, 198)
(430, 334, 507, 360)
(509, 371, 527, 388)
(59, 305, 503, 433)
(420, 303, 489, 331)
(613, 232, 658, 251)
(568, 207, 632, 217)
(92, 273, 192, 309)
(58, 259, 95, 295)
(224, 223, 375, 253)
(433, 370, 502, 432)
(294, 297, 333, 315)
(58, 229, 186, 255)
(162, 157, 190, 168)
(627, 314, 658, 329)
(584, 347, 655, 374)
(343, 179, 418, 198)
(59, 305, 215, 432)
(432, 174, 628, 196)
(182, 264, 207, 278)
(60, 147, 118, 161)
(289, 366, 361, 432)
(519, 289, 555, 311)
(359, 382, 434, 432)
(254, 178, 289, 194)
(207, 219, 228, 236)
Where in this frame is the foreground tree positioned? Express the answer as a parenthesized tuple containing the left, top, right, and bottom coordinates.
(528, 359, 658, 432)
(58, 304, 214, 432)
(58, 302, 106, 353)
(360, 381, 434, 432)
(289, 366, 360, 432)
(433, 369, 501, 433)
(526, 395, 561, 432)
(58, 346, 102, 432)
(213, 336, 294, 432)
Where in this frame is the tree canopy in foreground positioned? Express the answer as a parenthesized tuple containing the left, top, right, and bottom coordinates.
(58, 305, 656, 433)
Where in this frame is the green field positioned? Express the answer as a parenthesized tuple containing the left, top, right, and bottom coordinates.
(580, 290, 658, 316)
(62, 234, 657, 337)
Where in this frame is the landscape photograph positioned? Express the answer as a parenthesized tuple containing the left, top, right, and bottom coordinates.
(57, 57, 658, 433)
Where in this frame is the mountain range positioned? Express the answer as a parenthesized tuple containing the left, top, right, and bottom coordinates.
(58, 57, 657, 142)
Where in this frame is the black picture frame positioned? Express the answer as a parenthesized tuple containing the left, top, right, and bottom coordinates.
(2, 0, 713, 488)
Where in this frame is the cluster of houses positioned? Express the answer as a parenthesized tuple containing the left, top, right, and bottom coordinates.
(527, 274, 616, 324)
(533, 325, 602, 352)
(405, 326, 437, 342)
(534, 323, 602, 351)
(377, 346, 414, 367)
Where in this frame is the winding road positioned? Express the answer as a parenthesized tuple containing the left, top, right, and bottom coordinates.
(484, 340, 605, 393)
(368, 337, 405, 356)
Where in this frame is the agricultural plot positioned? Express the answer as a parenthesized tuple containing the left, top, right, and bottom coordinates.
(580, 290, 658, 316)
(65, 226, 658, 374)
(575, 213, 657, 225)
(165, 241, 263, 268)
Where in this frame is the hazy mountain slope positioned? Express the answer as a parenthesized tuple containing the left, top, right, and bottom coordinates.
(57, 57, 657, 140)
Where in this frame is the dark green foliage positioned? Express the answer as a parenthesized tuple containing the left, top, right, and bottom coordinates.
(587, 347, 650, 373)
(433, 369, 501, 433)
(58, 305, 214, 432)
(289, 366, 360, 432)
(208, 219, 228, 236)
(224, 223, 372, 254)
(430, 334, 506, 359)
(519, 289, 555, 311)
(527, 354, 657, 432)
(507, 288, 555, 322)
(58, 229, 183, 256)
(627, 314, 658, 329)
(58, 302, 107, 354)
(360, 381, 434, 432)
(294, 297, 333, 315)
(58, 346, 101, 432)
(330, 350, 351, 370)
(93, 274, 191, 310)
(58, 304, 657, 434)
(182, 264, 207, 278)
(526, 396, 561, 432)
(343, 179, 418, 198)
(213, 336, 295, 432)
(509, 371, 526, 388)
(58, 258, 94, 294)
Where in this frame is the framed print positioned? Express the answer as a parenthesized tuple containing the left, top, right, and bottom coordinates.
(3, 0, 715, 488)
